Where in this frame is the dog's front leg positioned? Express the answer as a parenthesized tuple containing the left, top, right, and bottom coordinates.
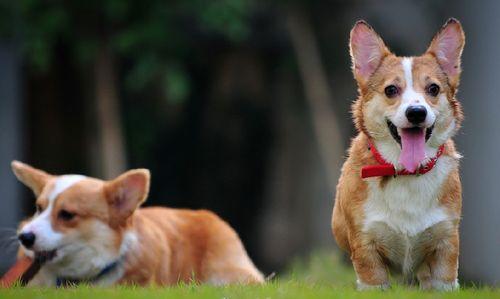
(417, 231, 459, 291)
(351, 241, 389, 290)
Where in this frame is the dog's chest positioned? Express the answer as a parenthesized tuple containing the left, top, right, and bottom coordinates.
(362, 156, 456, 271)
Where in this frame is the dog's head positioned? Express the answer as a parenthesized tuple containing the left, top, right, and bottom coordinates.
(350, 19, 464, 171)
(12, 161, 149, 279)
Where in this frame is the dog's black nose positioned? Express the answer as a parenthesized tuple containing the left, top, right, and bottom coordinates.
(18, 232, 36, 248)
(406, 105, 427, 125)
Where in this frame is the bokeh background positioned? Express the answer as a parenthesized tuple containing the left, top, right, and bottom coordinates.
(0, 0, 498, 286)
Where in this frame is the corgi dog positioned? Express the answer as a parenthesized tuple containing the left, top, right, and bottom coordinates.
(11, 161, 264, 286)
(332, 19, 464, 291)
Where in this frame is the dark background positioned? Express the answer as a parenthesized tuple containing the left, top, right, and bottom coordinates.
(0, 0, 498, 286)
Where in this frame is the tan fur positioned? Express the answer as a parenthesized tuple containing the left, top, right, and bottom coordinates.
(332, 19, 464, 290)
(120, 208, 263, 285)
(12, 162, 264, 286)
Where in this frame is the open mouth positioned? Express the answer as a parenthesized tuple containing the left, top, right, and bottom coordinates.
(34, 250, 57, 263)
(386, 119, 433, 145)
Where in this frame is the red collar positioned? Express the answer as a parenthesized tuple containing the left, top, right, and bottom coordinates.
(361, 141, 445, 179)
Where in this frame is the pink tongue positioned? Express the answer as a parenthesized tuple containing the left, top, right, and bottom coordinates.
(399, 128, 426, 172)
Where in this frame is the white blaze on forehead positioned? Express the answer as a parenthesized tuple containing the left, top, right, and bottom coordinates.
(401, 57, 423, 104)
(402, 58, 413, 87)
(48, 175, 87, 202)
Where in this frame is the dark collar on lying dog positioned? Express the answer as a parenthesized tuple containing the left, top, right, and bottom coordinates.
(361, 140, 445, 179)
(56, 259, 122, 287)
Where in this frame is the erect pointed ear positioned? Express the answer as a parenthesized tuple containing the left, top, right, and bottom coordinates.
(426, 18, 465, 86)
(11, 161, 51, 197)
(350, 20, 390, 85)
(104, 169, 150, 224)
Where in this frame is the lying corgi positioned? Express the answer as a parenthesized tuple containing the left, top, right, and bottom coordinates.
(11, 161, 264, 286)
(332, 19, 464, 291)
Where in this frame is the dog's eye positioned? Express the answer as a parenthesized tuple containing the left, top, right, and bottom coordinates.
(384, 85, 399, 98)
(58, 210, 76, 221)
(427, 83, 440, 97)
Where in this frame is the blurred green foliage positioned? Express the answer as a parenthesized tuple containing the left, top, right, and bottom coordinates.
(0, 0, 253, 103)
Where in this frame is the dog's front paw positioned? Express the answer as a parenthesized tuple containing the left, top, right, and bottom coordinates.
(421, 279, 459, 291)
(356, 279, 390, 291)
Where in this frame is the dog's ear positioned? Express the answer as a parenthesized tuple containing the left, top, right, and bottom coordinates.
(104, 169, 150, 224)
(426, 18, 465, 87)
(350, 20, 390, 85)
(11, 161, 52, 197)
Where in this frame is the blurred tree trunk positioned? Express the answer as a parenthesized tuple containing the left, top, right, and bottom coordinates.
(0, 43, 23, 274)
(258, 9, 345, 270)
(455, 0, 500, 285)
(286, 8, 344, 192)
(94, 45, 127, 179)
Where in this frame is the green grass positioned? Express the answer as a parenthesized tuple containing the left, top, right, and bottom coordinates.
(1, 251, 498, 299)
(2, 282, 498, 299)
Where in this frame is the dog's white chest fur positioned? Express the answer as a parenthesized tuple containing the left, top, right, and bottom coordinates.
(363, 156, 456, 236)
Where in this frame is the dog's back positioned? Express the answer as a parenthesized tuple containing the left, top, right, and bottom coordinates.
(122, 207, 264, 285)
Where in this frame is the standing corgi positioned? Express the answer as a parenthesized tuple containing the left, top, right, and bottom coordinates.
(11, 161, 264, 286)
(332, 19, 464, 291)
